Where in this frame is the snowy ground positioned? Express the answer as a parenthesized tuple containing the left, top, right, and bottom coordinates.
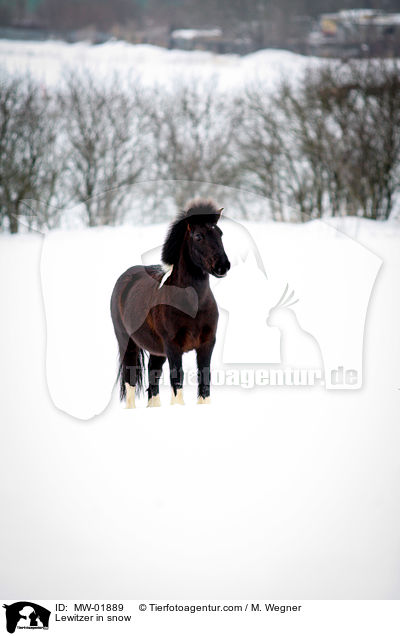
(0, 38, 319, 89)
(0, 215, 399, 599)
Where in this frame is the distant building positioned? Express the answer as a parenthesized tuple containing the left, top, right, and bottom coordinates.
(308, 9, 400, 57)
(169, 27, 253, 55)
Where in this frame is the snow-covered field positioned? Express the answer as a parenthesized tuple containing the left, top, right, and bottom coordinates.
(0, 38, 318, 88)
(1, 213, 400, 599)
(0, 40, 400, 601)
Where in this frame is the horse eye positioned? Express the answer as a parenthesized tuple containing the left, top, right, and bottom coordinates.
(194, 233, 203, 241)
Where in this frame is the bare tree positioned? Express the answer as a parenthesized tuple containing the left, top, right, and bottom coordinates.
(60, 71, 150, 227)
(147, 78, 243, 216)
(0, 73, 62, 233)
(300, 62, 400, 220)
(239, 81, 319, 221)
(240, 61, 400, 221)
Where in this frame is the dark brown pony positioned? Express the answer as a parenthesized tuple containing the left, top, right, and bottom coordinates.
(110, 199, 230, 408)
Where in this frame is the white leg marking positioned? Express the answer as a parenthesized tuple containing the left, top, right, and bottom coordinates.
(147, 394, 161, 408)
(171, 388, 185, 405)
(125, 382, 136, 409)
(197, 396, 211, 405)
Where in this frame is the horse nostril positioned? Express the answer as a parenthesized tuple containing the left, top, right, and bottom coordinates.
(215, 260, 230, 276)
(221, 260, 230, 274)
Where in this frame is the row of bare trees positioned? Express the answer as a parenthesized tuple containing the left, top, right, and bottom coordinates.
(0, 61, 399, 233)
(241, 62, 400, 221)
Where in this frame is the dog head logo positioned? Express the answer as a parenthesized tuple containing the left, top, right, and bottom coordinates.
(2, 602, 50, 633)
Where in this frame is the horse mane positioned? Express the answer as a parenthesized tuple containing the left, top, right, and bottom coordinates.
(161, 199, 222, 266)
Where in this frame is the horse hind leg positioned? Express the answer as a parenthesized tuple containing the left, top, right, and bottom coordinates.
(147, 354, 166, 407)
(125, 383, 136, 409)
(118, 336, 142, 409)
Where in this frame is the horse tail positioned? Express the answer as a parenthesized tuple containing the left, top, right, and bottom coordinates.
(118, 343, 145, 400)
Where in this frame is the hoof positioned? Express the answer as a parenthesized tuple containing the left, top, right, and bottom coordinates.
(125, 382, 136, 409)
(147, 394, 161, 408)
(171, 389, 185, 405)
(197, 396, 211, 405)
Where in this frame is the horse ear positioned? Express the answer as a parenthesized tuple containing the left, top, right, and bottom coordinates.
(217, 207, 224, 216)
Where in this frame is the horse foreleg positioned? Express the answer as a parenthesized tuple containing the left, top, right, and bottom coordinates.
(166, 345, 185, 405)
(196, 339, 215, 404)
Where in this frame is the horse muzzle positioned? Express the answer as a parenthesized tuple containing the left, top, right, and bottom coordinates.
(212, 258, 231, 278)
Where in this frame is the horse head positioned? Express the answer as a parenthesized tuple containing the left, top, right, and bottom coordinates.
(162, 199, 230, 278)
